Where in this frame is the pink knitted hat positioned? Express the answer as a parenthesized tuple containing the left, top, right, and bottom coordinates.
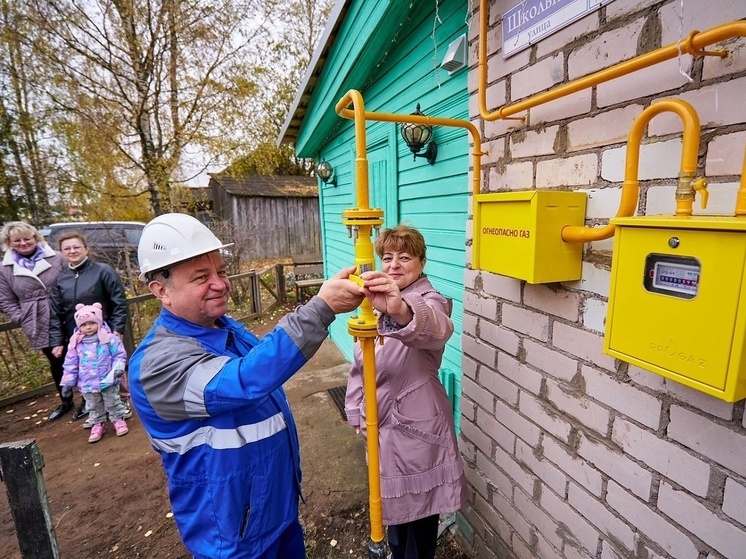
(69, 302, 110, 349)
(74, 302, 104, 327)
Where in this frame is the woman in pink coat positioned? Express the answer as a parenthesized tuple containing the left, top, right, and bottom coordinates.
(0, 221, 67, 420)
(345, 224, 466, 559)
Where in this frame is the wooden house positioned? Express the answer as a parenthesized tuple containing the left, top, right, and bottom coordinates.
(208, 172, 321, 260)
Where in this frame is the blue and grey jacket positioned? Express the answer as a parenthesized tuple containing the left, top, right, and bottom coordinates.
(129, 297, 335, 558)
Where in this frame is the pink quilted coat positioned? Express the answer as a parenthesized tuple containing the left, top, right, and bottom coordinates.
(345, 276, 466, 525)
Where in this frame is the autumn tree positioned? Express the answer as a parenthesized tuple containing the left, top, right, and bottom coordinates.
(235, 0, 333, 177)
(0, 0, 58, 223)
(28, 0, 282, 216)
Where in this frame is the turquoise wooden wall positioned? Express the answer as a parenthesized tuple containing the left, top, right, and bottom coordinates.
(296, 0, 469, 426)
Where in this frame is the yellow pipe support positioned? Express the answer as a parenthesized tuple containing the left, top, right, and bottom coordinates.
(336, 92, 486, 196)
(360, 336, 384, 543)
(335, 89, 487, 546)
(337, 90, 372, 210)
(739, 144, 746, 216)
(478, 2, 742, 123)
(562, 99, 702, 242)
(335, 89, 385, 546)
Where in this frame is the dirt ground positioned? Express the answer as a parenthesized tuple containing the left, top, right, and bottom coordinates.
(0, 304, 469, 559)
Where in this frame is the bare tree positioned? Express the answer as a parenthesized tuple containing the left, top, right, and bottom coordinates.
(242, 0, 334, 176)
(28, 0, 280, 215)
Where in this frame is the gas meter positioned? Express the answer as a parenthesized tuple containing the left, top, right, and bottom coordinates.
(604, 215, 746, 402)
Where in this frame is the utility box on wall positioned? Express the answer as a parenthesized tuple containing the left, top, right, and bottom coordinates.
(473, 191, 587, 283)
(605, 215, 746, 402)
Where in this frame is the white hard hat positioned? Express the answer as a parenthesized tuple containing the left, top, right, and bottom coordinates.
(138, 213, 233, 281)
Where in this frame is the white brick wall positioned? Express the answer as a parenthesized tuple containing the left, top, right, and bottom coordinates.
(511, 53, 565, 101)
(488, 160, 533, 191)
(606, 481, 699, 559)
(519, 393, 572, 443)
(567, 261, 610, 298)
(596, 60, 690, 108)
(582, 365, 662, 429)
(601, 137, 683, 183)
(545, 378, 610, 435)
(658, 482, 746, 559)
(611, 418, 710, 496)
(542, 436, 603, 496)
(645, 182, 740, 216)
(722, 477, 746, 525)
(540, 487, 600, 555)
(567, 105, 643, 152)
(659, 0, 746, 44)
(516, 438, 567, 495)
(497, 352, 543, 394)
(460, 1, 746, 557)
(510, 126, 559, 159)
(585, 186, 623, 220)
(668, 406, 746, 478)
(523, 283, 581, 321)
(515, 488, 564, 552)
(568, 483, 636, 553)
(502, 303, 550, 341)
(536, 153, 597, 188)
(524, 338, 578, 381)
(706, 131, 746, 176)
(651, 77, 746, 133)
(568, 18, 645, 80)
(553, 325, 616, 371)
(530, 87, 592, 123)
(582, 298, 606, 333)
(577, 432, 653, 500)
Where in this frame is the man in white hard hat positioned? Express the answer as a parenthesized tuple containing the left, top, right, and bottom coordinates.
(128, 213, 364, 559)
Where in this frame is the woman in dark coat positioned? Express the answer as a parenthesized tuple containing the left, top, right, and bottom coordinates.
(0, 221, 69, 420)
(50, 230, 130, 422)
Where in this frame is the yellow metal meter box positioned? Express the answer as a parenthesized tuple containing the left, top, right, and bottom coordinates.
(605, 216, 746, 402)
(473, 191, 587, 283)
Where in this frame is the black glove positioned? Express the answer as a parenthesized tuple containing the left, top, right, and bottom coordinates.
(60, 386, 73, 399)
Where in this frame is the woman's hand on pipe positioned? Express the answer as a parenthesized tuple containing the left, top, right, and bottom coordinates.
(361, 271, 412, 326)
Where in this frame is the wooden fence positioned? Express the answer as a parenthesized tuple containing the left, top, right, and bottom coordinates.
(0, 264, 288, 406)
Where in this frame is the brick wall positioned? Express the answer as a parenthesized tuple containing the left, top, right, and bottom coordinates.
(460, 1, 746, 558)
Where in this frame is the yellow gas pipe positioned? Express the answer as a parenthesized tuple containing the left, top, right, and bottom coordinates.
(336, 89, 386, 550)
(562, 99, 706, 242)
(477, 2, 746, 227)
(334, 89, 485, 553)
(739, 145, 746, 216)
(336, 92, 486, 196)
(478, 0, 737, 123)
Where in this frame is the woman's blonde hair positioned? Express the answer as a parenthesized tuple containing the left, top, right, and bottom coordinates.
(0, 221, 43, 251)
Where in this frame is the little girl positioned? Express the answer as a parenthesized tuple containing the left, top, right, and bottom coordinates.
(60, 302, 129, 442)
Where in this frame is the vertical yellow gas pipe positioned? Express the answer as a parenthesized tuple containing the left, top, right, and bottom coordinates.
(334, 89, 485, 557)
(335, 90, 387, 557)
(737, 144, 746, 216)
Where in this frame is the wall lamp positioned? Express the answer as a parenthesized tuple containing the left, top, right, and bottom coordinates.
(400, 104, 437, 165)
(316, 159, 337, 187)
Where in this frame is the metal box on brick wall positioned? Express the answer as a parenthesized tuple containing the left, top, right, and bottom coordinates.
(473, 191, 587, 283)
(605, 215, 746, 402)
